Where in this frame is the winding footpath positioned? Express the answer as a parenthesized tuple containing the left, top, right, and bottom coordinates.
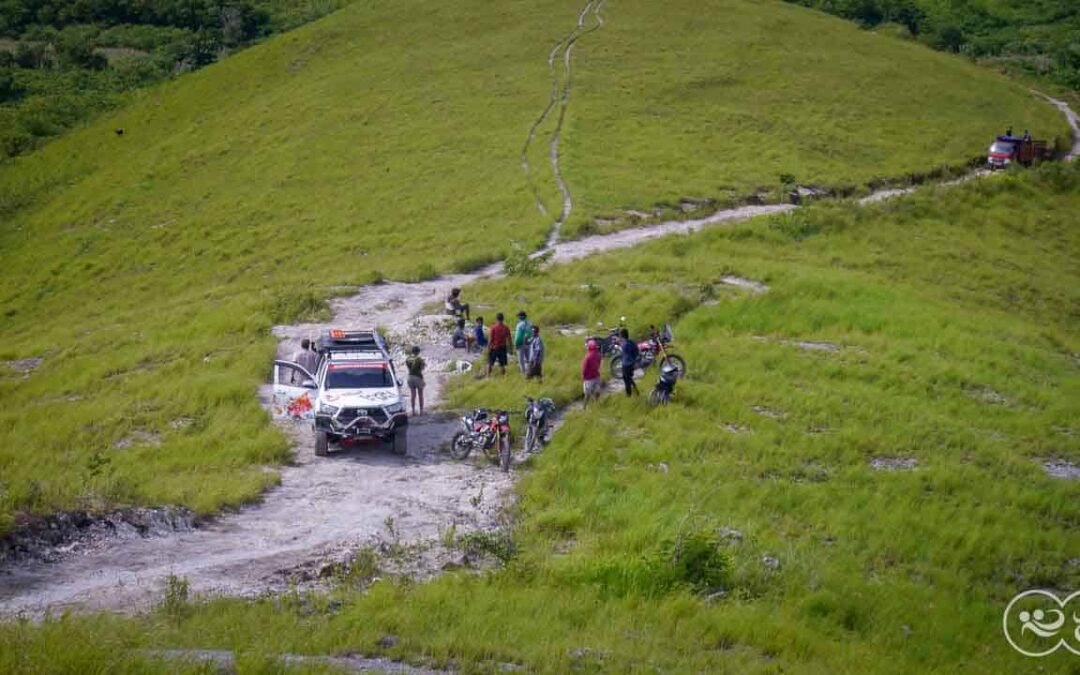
(521, 0, 607, 247)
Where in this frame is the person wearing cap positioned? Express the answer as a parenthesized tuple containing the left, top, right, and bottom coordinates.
(514, 310, 532, 374)
(526, 325, 545, 381)
(405, 346, 426, 415)
(581, 339, 602, 406)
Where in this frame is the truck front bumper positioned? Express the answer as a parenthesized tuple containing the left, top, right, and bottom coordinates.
(315, 410, 408, 439)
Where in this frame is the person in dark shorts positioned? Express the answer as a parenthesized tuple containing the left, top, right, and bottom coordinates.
(486, 312, 512, 376)
(406, 346, 426, 415)
(620, 328, 639, 396)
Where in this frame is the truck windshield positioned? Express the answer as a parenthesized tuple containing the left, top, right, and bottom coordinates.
(990, 141, 1015, 154)
(325, 366, 394, 389)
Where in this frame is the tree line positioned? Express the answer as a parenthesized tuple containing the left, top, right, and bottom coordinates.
(0, 0, 345, 159)
(786, 0, 1080, 90)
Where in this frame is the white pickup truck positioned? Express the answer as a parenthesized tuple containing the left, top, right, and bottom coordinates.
(271, 329, 408, 456)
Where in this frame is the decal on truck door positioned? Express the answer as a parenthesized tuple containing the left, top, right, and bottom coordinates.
(271, 360, 316, 420)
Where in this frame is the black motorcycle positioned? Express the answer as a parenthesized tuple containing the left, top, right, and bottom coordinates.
(648, 361, 680, 406)
(449, 408, 512, 471)
(585, 317, 627, 357)
(523, 396, 556, 453)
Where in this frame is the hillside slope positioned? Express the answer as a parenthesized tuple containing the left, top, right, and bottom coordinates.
(5, 159, 1078, 675)
(0, 0, 1069, 528)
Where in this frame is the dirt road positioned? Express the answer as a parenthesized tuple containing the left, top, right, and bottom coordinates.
(1, 87, 1075, 621)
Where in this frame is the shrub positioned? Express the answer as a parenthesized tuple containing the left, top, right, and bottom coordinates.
(504, 241, 552, 277)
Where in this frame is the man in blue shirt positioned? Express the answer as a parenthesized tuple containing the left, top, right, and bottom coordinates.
(474, 317, 488, 352)
(620, 328, 639, 396)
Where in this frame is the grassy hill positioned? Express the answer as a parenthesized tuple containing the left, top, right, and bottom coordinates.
(4, 160, 1078, 673)
(0, 0, 1069, 531)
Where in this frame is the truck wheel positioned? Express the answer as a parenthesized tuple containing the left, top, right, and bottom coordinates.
(315, 431, 329, 457)
(391, 428, 408, 456)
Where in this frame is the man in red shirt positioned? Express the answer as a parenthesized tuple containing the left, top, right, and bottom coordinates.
(486, 312, 513, 376)
(581, 339, 602, 406)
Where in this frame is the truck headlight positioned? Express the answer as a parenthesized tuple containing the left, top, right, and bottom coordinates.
(319, 403, 339, 415)
(385, 402, 404, 415)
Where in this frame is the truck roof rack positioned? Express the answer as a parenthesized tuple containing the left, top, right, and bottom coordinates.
(317, 329, 389, 358)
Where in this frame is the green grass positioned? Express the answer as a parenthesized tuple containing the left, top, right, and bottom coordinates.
(5, 161, 1078, 673)
(0, 0, 1069, 532)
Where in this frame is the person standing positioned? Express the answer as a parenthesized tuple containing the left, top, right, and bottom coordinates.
(581, 339, 602, 406)
(487, 313, 512, 376)
(405, 346, 426, 415)
(473, 316, 488, 353)
(526, 325, 544, 381)
(620, 328, 639, 396)
(514, 310, 532, 374)
(292, 338, 318, 384)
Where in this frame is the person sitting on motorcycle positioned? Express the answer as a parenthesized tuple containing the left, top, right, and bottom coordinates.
(445, 288, 470, 320)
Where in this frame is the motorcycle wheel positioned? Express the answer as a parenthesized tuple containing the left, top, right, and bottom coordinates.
(499, 434, 511, 472)
(609, 356, 624, 380)
(449, 431, 472, 460)
(661, 354, 687, 378)
(482, 435, 499, 460)
(524, 424, 538, 453)
(648, 388, 670, 407)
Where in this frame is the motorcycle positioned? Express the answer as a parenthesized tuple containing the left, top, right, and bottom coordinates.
(523, 396, 557, 454)
(649, 361, 680, 406)
(609, 323, 687, 380)
(449, 408, 513, 471)
(585, 317, 627, 357)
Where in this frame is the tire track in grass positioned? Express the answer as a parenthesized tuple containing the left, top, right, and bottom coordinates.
(521, 0, 607, 247)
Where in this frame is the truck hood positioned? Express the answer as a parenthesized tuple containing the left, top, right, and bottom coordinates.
(320, 388, 400, 408)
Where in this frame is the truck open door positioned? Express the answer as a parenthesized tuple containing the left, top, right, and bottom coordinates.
(272, 360, 317, 420)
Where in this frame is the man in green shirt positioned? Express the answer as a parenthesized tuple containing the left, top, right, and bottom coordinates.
(514, 310, 532, 374)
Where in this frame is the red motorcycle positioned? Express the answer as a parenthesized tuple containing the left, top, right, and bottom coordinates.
(608, 324, 687, 379)
(449, 408, 513, 471)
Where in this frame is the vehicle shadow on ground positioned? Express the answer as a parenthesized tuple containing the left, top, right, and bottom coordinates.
(313, 413, 482, 468)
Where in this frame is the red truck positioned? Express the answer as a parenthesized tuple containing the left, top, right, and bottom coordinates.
(986, 134, 1049, 170)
